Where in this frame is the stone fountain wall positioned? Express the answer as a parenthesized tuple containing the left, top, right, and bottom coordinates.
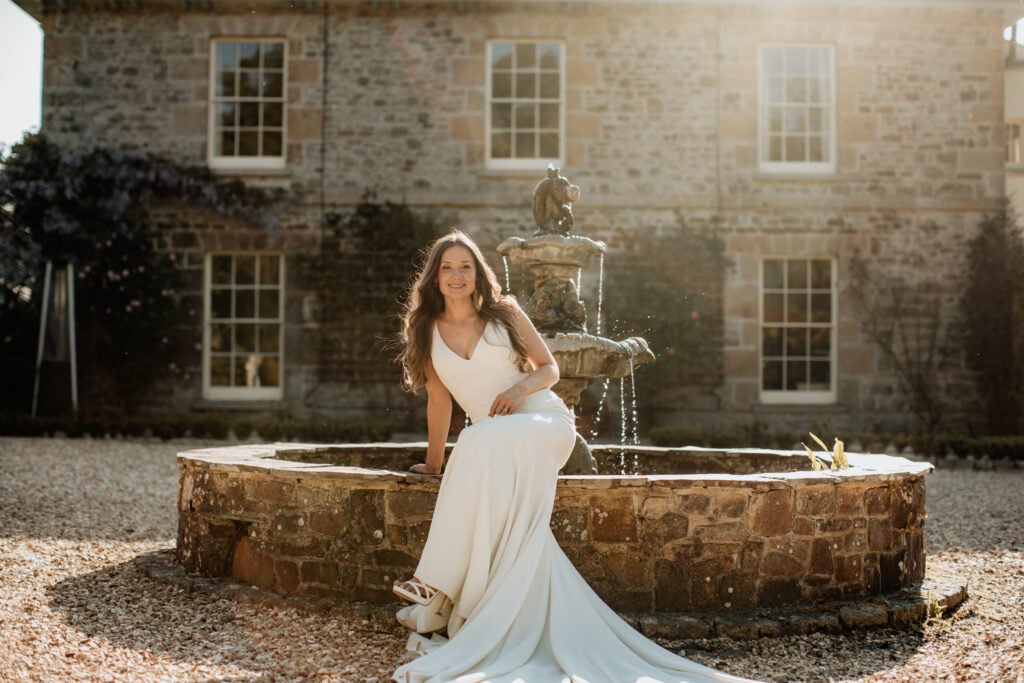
(178, 444, 928, 613)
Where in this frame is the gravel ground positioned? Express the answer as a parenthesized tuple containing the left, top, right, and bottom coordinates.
(0, 437, 1022, 683)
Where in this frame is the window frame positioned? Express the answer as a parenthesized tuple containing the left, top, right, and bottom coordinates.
(758, 256, 838, 405)
(207, 36, 289, 172)
(202, 252, 286, 401)
(485, 39, 566, 172)
(757, 43, 837, 176)
(1007, 120, 1024, 168)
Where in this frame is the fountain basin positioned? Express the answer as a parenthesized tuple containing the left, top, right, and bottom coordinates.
(177, 444, 931, 614)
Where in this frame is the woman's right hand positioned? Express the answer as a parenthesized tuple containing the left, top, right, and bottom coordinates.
(409, 462, 442, 475)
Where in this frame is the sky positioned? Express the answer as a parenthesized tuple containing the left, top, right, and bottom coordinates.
(0, 1, 42, 155)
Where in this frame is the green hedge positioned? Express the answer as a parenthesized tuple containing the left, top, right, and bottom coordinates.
(0, 411, 394, 443)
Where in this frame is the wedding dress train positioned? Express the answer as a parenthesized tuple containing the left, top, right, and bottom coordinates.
(392, 321, 758, 683)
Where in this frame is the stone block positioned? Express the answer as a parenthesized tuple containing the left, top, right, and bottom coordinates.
(171, 106, 205, 136)
(713, 492, 748, 519)
(451, 57, 483, 86)
(289, 58, 320, 83)
(654, 560, 691, 611)
(567, 59, 600, 87)
(795, 486, 837, 516)
(231, 536, 275, 590)
(758, 577, 802, 607)
(271, 513, 305, 534)
(762, 552, 804, 577)
(308, 507, 346, 536)
(373, 549, 419, 569)
(867, 518, 891, 551)
(450, 114, 483, 142)
(288, 108, 322, 140)
(385, 490, 437, 522)
(714, 615, 781, 639)
(694, 521, 748, 542)
(750, 489, 793, 535)
(838, 603, 887, 629)
(639, 511, 687, 547)
(300, 560, 339, 586)
(810, 538, 834, 575)
(878, 550, 906, 593)
(837, 486, 866, 515)
(864, 486, 890, 515)
(778, 611, 841, 635)
(591, 496, 638, 543)
(718, 573, 757, 610)
(350, 489, 386, 546)
(253, 480, 294, 504)
(690, 574, 719, 610)
(833, 555, 863, 584)
(679, 493, 711, 515)
(276, 559, 300, 593)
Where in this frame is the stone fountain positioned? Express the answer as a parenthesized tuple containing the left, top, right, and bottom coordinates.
(498, 166, 654, 474)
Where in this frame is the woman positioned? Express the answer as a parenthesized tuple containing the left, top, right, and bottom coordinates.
(391, 230, 757, 683)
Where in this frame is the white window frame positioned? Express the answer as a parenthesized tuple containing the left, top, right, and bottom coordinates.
(202, 252, 285, 401)
(758, 256, 838, 405)
(207, 36, 288, 172)
(757, 44, 837, 175)
(1007, 121, 1024, 167)
(485, 39, 566, 171)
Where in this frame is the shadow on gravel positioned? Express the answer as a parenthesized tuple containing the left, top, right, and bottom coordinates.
(44, 556, 405, 681)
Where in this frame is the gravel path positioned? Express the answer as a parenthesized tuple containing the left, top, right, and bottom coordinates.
(1, 437, 1021, 683)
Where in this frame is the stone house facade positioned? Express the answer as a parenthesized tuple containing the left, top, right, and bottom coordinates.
(14, 0, 1022, 436)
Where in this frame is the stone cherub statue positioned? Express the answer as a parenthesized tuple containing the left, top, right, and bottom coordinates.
(532, 165, 581, 235)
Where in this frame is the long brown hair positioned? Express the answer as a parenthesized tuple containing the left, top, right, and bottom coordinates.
(399, 229, 530, 393)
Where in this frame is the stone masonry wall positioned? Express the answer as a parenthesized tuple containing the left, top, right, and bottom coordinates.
(35, 2, 1010, 430)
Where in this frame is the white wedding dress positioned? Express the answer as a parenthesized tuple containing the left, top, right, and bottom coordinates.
(392, 321, 759, 683)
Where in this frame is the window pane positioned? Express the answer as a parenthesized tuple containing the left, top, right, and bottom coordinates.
(514, 132, 535, 158)
(768, 135, 782, 161)
(539, 132, 559, 158)
(784, 108, 805, 134)
(538, 43, 560, 69)
(785, 136, 806, 161)
(785, 47, 808, 74)
(809, 48, 829, 76)
(786, 360, 807, 391)
(259, 255, 280, 285)
(787, 293, 808, 323)
(236, 256, 256, 284)
(239, 42, 259, 68)
(259, 323, 280, 352)
(239, 102, 259, 126)
(492, 103, 512, 129)
(765, 77, 783, 103)
(762, 327, 783, 356)
(262, 72, 283, 98)
(516, 43, 535, 68)
(809, 360, 830, 389)
(763, 260, 784, 289)
(811, 260, 831, 288)
(787, 260, 808, 289)
(238, 131, 259, 156)
(763, 360, 783, 390)
(210, 355, 231, 386)
(258, 289, 280, 318)
(768, 108, 783, 133)
(264, 102, 283, 127)
(492, 43, 513, 70)
(807, 78, 824, 103)
(515, 103, 535, 128)
(218, 131, 235, 156)
(263, 42, 284, 69)
(215, 42, 236, 71)
(212, 255, 232, 285)
(810, 328, 830, 356)
(263, 131, 282, 157)
(808, 136, 824, 162)
(239, 73, 259, 97)
(235, 355, 257, 387)
(786, 328, 808, 356)
(807, 107, 823, 132)
(811, 293, 831, 322)
(211, 290, 232, 319)
(235, 323, 255, 352)
(491, 131, 511, 158)
(539, 103, 559, 129)
(217, 71, 236, 97)
(235, 289, 255, 318)
(515, 73, 536, 98)
(540, 73, 560, 98)
(219, 103, 236, 128)
(764, 293, 784, 322)
(260, 356, 280, 387)
(210, 323, 231, 352)
(492, 72, 511, 99)
(763, 48, 783, 74)
(786, 77, 807, 103)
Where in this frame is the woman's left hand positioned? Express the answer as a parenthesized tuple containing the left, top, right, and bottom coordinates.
(489, 385, 526, 417)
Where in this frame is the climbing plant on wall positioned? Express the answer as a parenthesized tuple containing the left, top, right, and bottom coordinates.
(0, 133, 287, 412)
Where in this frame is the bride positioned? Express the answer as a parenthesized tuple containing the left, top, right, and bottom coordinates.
(391, 230, 758, 683)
